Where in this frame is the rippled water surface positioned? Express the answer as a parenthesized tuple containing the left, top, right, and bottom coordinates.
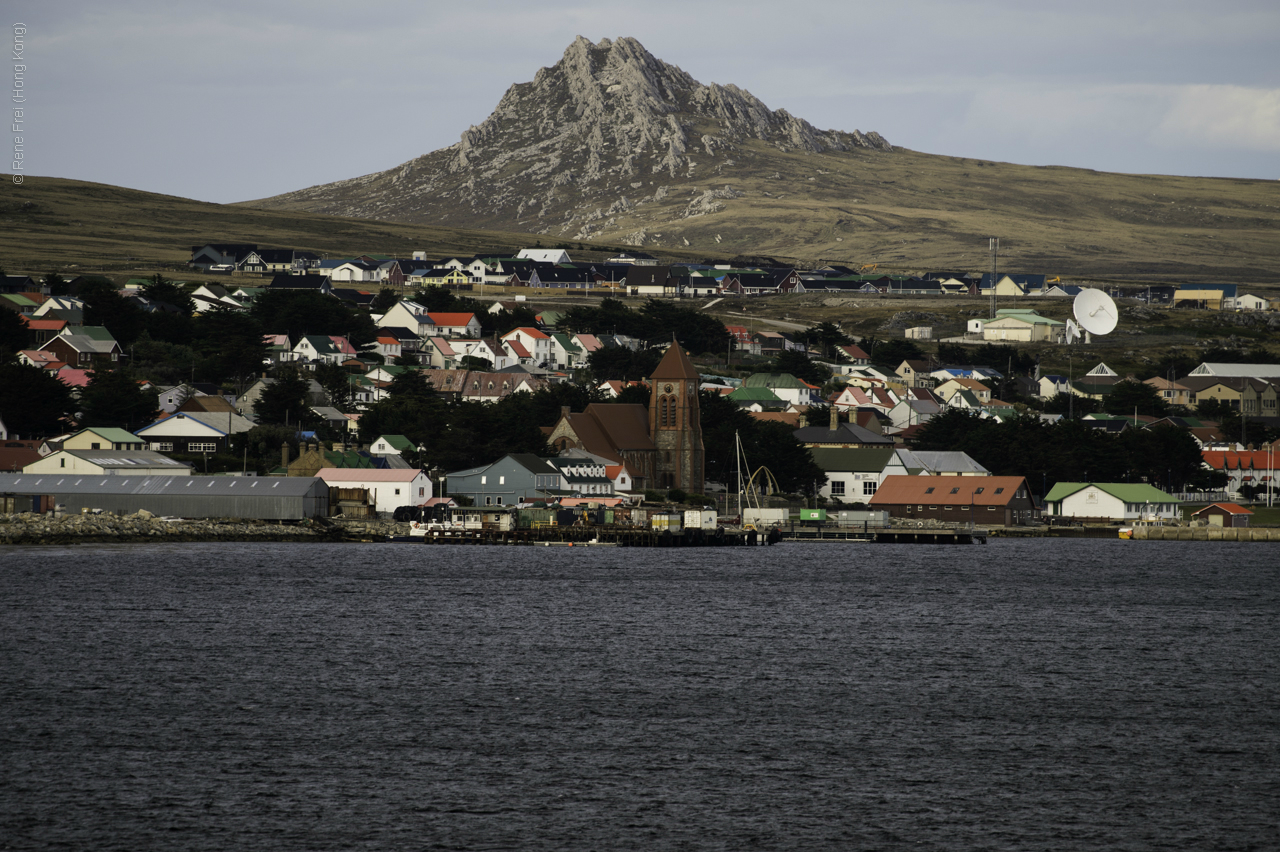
(2, 540, 1278, 850)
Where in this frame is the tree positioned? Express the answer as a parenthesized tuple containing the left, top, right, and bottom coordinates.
(250, 289, 378, 348)
(587, 345, 663, 382)
(370, 288, 400, 314)
(1104, 379, 1170, 417)
(0, 361, 75, 437)
(141, 273, 195, 315)
(867, 337, 925, 369)
(78, 278, 146, 348)
(0, 307, 26, 356)
(78, 367, 157, 431)
(252, 367, 316, 427)
(192, 306, 267, 389)
(313, 362, 354, 413)
(771, 350, 829, 386)
(802, 322, 852, 360)
(129, 334, 199, 387)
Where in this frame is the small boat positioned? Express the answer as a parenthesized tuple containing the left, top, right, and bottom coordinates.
(1119, 528, 1134, 539)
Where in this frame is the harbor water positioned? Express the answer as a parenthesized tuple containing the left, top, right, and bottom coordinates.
(2, 539, 1277, 850)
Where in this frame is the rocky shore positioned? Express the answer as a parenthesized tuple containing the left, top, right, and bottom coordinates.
(0, 512, 410, 546)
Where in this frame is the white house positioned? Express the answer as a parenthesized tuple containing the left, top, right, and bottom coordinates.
(25, 450, 192, 476)
(378, 300, 436, 338)
(1044, 482, 1179, 522)
(501, 327, 553, 365)
(517, 248, 571, 264)
(135, 410, 256, 455)
(315, 468, 432, 515)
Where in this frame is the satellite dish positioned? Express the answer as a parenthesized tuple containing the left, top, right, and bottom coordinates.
(1073, 288, 1118, 336)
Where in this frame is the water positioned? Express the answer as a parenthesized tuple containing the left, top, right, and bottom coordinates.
(2, 540, 1277, 850)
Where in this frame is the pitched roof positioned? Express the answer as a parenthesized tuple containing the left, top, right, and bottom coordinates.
(1044, 482, 1179, 503)
(869, 475, 1029, 507)
(1192, 502, 1252, 516)
(650, 342, 701, 381)
(315, 468, 423, 482)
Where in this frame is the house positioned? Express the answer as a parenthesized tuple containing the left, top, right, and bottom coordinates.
(516, 248, 572, 264)
(1174, 284, 1236, 311)
(793, 416, 894, 449)
(809, 447, 904, 503)
(24, 450, 192, 476)
(134, 410, 255, 455)
(969, 310, 1063, 343)
(62, 427, 146, 452)
(1192, 503, 1252, 527)
(869, 475, 1039, 526)
(1235, 294, 1270, 312)
(935, 378, 993, 405)
(1043, 482, 1180, 522)
(38, 326, 121, 366)
(501, 327, 553, 366)
(315, 467, 431, 515)
(1185, 362, 1280, 380)
(895, 360, 932, 387)
(370, 435, 415, 456)
(189, 243, 257, 269)
(1038, 375, 1072, 399)
(740, 373, 820, 407)
(291, 335, 356, 365)
(236, 376, 329, 416)
(447, 453, 575, 506)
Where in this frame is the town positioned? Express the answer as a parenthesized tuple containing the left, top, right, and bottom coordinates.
(1, 241, 1278, 540)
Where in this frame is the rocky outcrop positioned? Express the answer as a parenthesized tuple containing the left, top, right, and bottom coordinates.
(0, 513, 411, 545)
(249, 36, 891, 243)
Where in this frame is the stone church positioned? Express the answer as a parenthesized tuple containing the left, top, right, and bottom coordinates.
(545, 342, 704, 494)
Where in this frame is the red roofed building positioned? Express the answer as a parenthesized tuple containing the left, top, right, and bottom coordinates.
(1202, 448, 1280, 496)
(869, 475, 1038, 526)
(1192, 502, 1252, 528)
(427, 312, 481, 338)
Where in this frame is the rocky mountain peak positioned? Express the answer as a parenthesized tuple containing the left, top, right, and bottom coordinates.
(252, 36, 892, 247)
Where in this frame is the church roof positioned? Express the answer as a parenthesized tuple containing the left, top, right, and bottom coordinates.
(650, 342, 701, 381)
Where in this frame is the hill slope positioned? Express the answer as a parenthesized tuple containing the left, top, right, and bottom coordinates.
(247, 36, 1280, 283)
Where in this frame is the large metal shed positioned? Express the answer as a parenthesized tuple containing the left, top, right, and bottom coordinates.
(0, 474, 328, 520)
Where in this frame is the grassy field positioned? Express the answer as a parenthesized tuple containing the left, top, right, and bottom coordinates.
(3, 174, 1274, 383)
(0, 176, 697, 275)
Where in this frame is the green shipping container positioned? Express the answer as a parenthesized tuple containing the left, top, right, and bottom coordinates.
(800, 509, 828, 521)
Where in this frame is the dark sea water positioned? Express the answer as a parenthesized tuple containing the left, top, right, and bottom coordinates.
(1, 540, 1277, 851)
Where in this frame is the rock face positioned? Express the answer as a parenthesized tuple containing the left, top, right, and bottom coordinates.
(250, 36, 891, 245)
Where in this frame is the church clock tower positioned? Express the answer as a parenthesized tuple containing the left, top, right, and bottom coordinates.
(648, 341, 704, 495)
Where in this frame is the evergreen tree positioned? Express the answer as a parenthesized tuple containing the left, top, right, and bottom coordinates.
(0, 361, 75, 437)
(78, 367, 157, 431)
(253, 368, 315, 427)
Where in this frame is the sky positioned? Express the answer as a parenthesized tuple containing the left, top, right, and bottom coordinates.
(10, 0, 1280, 204)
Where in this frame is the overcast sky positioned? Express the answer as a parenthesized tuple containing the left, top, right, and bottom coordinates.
(12, 0, 1280, 204)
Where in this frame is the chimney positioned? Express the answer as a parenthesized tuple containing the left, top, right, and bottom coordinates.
(282, 444, 290, 468)
(561, 405, 571, 419)
(829, 405, 839, 431)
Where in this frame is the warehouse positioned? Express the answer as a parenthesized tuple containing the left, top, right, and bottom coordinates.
(0, 473, 328, 520)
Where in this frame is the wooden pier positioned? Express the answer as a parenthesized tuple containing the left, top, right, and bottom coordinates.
(390, 525, 988, 546)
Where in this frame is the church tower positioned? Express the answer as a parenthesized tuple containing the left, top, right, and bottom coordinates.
(649, 341, 704, 494)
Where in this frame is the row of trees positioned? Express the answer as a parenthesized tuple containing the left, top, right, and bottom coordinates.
(912, 409, 1225, 495)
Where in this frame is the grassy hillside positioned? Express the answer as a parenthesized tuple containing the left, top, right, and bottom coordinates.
(0, 176, 675, 276)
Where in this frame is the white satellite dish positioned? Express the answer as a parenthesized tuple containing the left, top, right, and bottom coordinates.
(1065, 288, 1118, 343)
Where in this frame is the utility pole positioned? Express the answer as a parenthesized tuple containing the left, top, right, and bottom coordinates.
(988, 237, 999, 318)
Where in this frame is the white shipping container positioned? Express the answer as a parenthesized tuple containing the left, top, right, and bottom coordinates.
(683, 510, 718, 530)
(743, 508, 788, 527)
(650, 512, 684, 531)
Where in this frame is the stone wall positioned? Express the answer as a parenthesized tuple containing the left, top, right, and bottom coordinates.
(0, 512, 414, 545)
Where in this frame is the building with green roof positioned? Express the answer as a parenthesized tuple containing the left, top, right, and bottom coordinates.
(1044, 482, 1179, 522)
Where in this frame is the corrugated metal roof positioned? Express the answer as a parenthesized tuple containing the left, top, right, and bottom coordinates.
(315, 468, 424, 482)
(0, 473, 325, 497)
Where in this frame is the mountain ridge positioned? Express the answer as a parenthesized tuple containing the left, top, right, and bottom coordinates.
(243, 36, 1280, 281)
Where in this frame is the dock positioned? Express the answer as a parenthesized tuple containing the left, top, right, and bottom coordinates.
(391, 525, 990, 546)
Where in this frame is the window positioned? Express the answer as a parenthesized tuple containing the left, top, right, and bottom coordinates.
(394, 488, 401, 496)
(91, 442, 101, 449)
(495, 497, 502, 505)
(995, 487, 1004, 494)
(481, 476, 487, 485)
(485, 496, 492, 506)
(60, 458, 65, 468)
(831, 481, 846, 496)
(864, 481, 876, 496)
(974, 487, 984, 494)
(950, 487, 959, 494)
(419, 488, 424, 497)
(988, 506, 997, 511)
(925, 486, 934, 494)
(189, 443, 217, 453)
(945, 506, 952, 511)
(499, 476, 505, 485)
(150, 442, 173, 452)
